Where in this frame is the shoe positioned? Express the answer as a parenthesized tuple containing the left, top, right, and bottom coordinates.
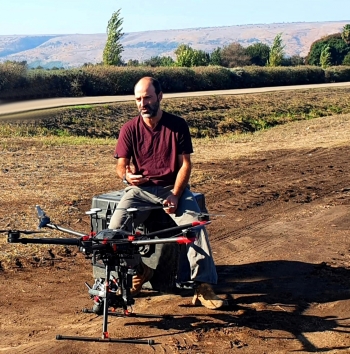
(192, 283, 227, 310)
(131, 263, 154, 296)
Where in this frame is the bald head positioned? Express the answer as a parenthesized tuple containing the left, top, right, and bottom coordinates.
(134, 77, 162, 96)
(134, 77, 163, 120)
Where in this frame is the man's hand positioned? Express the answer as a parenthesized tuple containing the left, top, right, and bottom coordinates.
(125, 165, 148, 186)
(163, 194, 179, 214)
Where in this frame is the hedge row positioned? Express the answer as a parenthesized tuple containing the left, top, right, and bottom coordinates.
(1, 64, 350, 101)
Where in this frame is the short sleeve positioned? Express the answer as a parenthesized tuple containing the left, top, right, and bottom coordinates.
(177, 119, 193, 154)
(114, 124, 133, 159)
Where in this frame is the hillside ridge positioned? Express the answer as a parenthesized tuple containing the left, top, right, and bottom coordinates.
(0, 20, 349, 68)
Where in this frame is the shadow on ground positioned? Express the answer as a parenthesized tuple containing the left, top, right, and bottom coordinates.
(132, 260, 350, 352)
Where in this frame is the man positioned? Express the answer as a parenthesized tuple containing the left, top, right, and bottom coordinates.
(109, 76, 226, 310)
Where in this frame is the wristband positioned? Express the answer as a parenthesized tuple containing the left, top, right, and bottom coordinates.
(122, 174, 129, 185)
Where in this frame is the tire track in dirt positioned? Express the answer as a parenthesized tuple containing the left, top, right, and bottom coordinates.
(206, 146, 350, 265)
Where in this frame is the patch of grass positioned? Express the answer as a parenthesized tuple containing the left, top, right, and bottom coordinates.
(0, 135, 115, 150)
(1, 87, 350, 139)
(68, 105, 94, 109)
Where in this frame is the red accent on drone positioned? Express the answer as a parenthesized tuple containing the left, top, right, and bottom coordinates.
(191, 221, 207, 226)
(176, 237, 196, 244)
(128, 236, 135, 241)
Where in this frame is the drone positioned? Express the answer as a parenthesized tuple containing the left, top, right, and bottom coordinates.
(1, 205, 212, 345)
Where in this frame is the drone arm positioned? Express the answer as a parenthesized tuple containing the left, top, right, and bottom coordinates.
(36, 205, 85, 237)
(8, 236, 80, 246)
(144, 220, 210, 238)
(43, 223, 86, 238)
(131, 236, 195, 246)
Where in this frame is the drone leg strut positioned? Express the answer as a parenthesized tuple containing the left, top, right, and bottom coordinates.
(102, 263, 111, 338)
(56, 334, 154, 344)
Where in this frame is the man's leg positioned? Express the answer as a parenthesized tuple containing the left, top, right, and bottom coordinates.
(156, 187, 226, 310)
(165, 188, 218, 285)
(109, 186, 164, 230)
(108, 186, 165, 295)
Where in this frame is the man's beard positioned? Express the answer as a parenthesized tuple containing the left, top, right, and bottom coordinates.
(139, 100, 160, 118)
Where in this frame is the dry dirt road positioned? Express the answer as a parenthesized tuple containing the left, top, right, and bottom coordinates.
(1, 81, 350, 118)
(1, 112, 350, 353)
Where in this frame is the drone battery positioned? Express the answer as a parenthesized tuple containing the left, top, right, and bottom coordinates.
(90, 189, 208, 292)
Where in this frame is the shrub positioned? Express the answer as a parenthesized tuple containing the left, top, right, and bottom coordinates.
(0, 62, 27, 96)
(192, 66, 238, 90)
(324, 66, 350, 82)
(235, 66, 324, 88)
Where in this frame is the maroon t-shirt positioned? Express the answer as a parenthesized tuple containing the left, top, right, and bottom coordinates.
(114, 111, 193, 186)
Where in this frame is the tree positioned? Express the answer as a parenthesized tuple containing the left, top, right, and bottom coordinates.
(306, 33, 350, 66)
(143, 56, 160, 67)
(245, 42, 270, 66)
(191, 49, 210, 66)
(267, 33, 285, 67)
(341, 24, 350, 44)
(174, 44, 209, 67)
(126, 59, 140, 67)
(320, 45, 332, 68)
(103, 9, 124, 66)
(159, 56, 175, 67)
(209, 47, 222, 66)
(220, 43, 251, 68)
(289, 55, 305, 66)
(174, 44, 194, 67)
(282, 55, 305, 66)
(143, 56, 175, 67)
(342, 52, 350, 65)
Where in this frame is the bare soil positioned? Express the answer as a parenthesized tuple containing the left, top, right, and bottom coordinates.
(1, 114, 350, 353)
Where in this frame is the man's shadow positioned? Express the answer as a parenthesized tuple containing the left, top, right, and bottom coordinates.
(135, 260, 350, 352)
(215, 261, 350, 352)
(215, 260, 350, 308)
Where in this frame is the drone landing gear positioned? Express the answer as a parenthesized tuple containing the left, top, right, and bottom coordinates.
(54, 261, 159, 345)
(56, 310, 160, 345)
(56, 334, 154, 344)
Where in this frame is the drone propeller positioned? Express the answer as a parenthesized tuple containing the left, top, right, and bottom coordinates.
(86, 204, 166, 214)
(36, 205, 46, 218)
(87, 205, 224, 215)
(130, 205, 165, 212)
(0, 229, 48, 234)
(185, 210, 226, 218)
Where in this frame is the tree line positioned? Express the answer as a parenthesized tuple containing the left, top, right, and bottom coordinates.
(102, 10, 350, 70)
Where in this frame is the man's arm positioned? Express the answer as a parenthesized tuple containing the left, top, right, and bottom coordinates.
(116, 157, 129, 180)
(173, 154, 191, 197)
(164, 154, 192, 213)
(117, 157, 148, 186)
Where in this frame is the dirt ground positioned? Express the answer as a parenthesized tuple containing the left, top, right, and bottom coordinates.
(1, 113, 350, 353)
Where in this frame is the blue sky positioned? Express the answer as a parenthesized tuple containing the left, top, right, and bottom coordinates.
(1, 0, 349, 35)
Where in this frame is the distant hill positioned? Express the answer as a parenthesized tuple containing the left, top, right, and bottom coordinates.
(0, 21, 349, 68)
